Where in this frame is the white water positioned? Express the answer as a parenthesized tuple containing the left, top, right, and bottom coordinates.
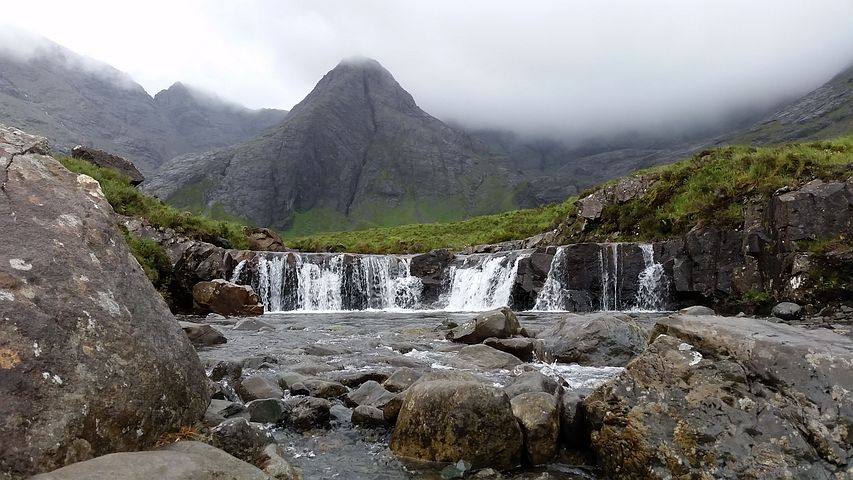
(600, 244, 621, 311)
(533, 247, 567, 311)
(229, 260, 247, 283)
(633, 244, 668, 311)
(443, 254, 527, 311)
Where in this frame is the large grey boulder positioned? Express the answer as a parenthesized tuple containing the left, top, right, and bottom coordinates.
(538, 312, 649, 366)
(457, 344, 523, 370)
(0, 125, 208, 479)
(584, 315, 853, 479)
(237, 374, 284, 401)
(192, 279, 264, 316)
(446, 307, 522, 344)
(390, 380, 523, 470)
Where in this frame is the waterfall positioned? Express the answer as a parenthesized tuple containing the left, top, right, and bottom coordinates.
(256, 255, 285, 312)
(443, 253, 526, 311)
(633, 244, 668, 311)
(600, 244, 621, 311)
(533, 247, 567, 311)
(229, 260, 247, 284)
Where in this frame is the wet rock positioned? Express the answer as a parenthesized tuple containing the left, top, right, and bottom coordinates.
(538, 312, 648, 366)
(440, 459, 472, 479)
(237, 373, 284, 401)
(770, 179, 853, 252)
(410, 249, 454, 302)
(446, 307, 522, 344)
(303, 344, 347, 356)
(324, 370, 389, 388)
(276, 371, 308, 389)
(71, 144, 145, 185)
(330, 404, 353, 424)
(503, 371, 562, 399)
(210, 360, 243, 383)
(246, 227, 284, 251)
(192, 279, 264, 316)
(457, 344, 523, 370)
(559, 391, 586, 448)
(383, 367, 423, 392)
(288, 382, 309, 396)
(241, 355, 279, 369)
(390, 380, 523, 470)
(584, 315, 853, 479)
(0, 125, 208, 478)
(209, 418, 275, 464)
(204, 399, 249, 427)
(678, 305, 716, 316)
(179, 321, 227, 346)
(510, 392, 560, 465)
(352, 405, 387, 428)
(30, 441, 270, 480)
(259, 443, 302, 480)
(345, 380, 397, 408)
(413, 370, 483, 385)
(483, 337, 543, 362)
(772, 301, 803, 320)
(246, 398, 290, 424)
(284, 396, 331, 431)
(300, 378, 347, 399)
(233, 318, 275, 331)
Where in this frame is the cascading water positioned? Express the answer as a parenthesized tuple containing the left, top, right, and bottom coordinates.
(229, 260, 247, 283)
(533, 247, 568, 311)
(600, 244, 621, 311)
(443, 253, 527, 311)
(633, 244, 668, 311)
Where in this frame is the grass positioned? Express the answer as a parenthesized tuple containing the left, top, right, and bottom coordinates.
(58, 156, 251, 250)
(119, 225, 174, 304)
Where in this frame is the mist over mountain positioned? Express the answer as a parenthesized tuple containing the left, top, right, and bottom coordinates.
(0, 36, 287, 173)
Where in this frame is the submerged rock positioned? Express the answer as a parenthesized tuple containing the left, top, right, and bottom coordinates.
(0, 125, 208, 478)
(192, 279, 264, 316)
(446, 307, 522, 344)
(390, 380, 523, 470)
(584, 314, 853, 479)
(538, 312, 649, 366)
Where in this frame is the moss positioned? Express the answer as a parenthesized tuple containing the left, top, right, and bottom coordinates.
(119, 225, 174, 305)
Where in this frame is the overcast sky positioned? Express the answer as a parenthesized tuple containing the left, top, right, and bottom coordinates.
(2, 0, 852, 138)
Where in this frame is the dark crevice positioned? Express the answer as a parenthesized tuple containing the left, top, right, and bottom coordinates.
(1, 152, 17, 203)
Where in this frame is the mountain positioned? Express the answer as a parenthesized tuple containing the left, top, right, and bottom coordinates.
(0, 36, 287, 173)
(722, 64, 853, 146)
(143, 58, 527, 234)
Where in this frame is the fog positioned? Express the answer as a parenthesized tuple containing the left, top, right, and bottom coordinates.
(2, 0, 852, 139)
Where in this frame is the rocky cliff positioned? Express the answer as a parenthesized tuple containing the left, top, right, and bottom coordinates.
(143, 58, 525, 234)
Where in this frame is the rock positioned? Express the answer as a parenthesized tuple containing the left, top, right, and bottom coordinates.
(288, 382, 309, 396)
(483, 337, 543, 362)
(300, 378, 347, 399)
(209, 418, 275, 464)
(446, 307, 522, 344)
(246, 398, 290, 424)
(510, 392, 560, 465)
(345, 380, 397, 408)
(583, 315, 853, 479)
(246, 227, 283, 251)
(204, 399, 249, 427)
(324, 370, 389, 388)
(233, 318, 275, 331)
(330, 404, 353, 423)
(0, 125, 208, 478)
(412, 370, 483, 385)
(770, 179, 853, 252)
(284, 396, 331, 431)
(538, 312, 649, 366)
(276, 371, 308, 389)
(440, 459, 472, 479)
(410, 249, 455, 302)
(390, 380, 523, 470)
(259, 443, 302, 480)
(71, 145, 145, 185)
(457, 344, 523, 370)
(179, 321, 227, 346)
(192, 279, 264, 316)
(302, 343, 347, 356)
(559, 391, 586, 448)
(209, 360, 243, 383)
(678, 305, 716, 316)
(30, 441, 270, 480)
(351, 405, 387, 428)
(237, 373, 284, 401)
(772, 301, 803, 320)
(241, 355, 279, 370)
(503, 371, 561, 399)
(383, 367, 422, 392)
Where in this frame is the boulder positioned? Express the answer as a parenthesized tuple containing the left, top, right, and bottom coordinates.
(204, 399, 248, 427)
(559, 391, 586, 448)
(538, 312, 649, 366)
(30, 441, 270, 480)
(209, 360, 243, 383)
(300, 378, 347, 399)
(383, 367, 422, 393)
(258, 443, 302, 480)
(457, 344, 523, 370)
(503, 371, 562, 399)
(0, 125, 209, 478)
(772, 301, 803, 320)
(446, 307, 522, 344)
(770, 179, 853, 252)
(678, 305, 716, 316)
(71, 145, 145, 185)
(246, 398, 290, 424)
(483, 337, 543, 362)
(390, 380, 523, 470)
(584, 315, 853, 479)
(179, 321, 227, 346)
(344, 380, 397, 408)
(237, 373, 284, 401)
(510, 392, 560, 465)
(245, 227, 283, 251)
(284, 396, 331, 431)
(209, 418, 275, 465)
(233, 318, 275, 331)
(324, 370, 389, 388)
(192, 279, 264, 316)
(409, 249, 454, 302)
(351, 405, 387, 428)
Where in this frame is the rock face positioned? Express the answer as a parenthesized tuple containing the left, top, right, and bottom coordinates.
(510, 392, 560, 465)
(584, 315, 853, 479)
(390, 380, 523, 470)
(446, 307, 521, 344)
(192, 279, 264, 316)
(71, 145, 145, 184)
(538, 312, 649, 366)
(143, 58, 524, 233)
(0, 125, 209, 478)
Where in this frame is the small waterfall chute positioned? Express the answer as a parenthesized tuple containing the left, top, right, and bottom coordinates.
(633, 244, 668, 311)
(443, 253, 527, 311)
(533, 247, 568, 311)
